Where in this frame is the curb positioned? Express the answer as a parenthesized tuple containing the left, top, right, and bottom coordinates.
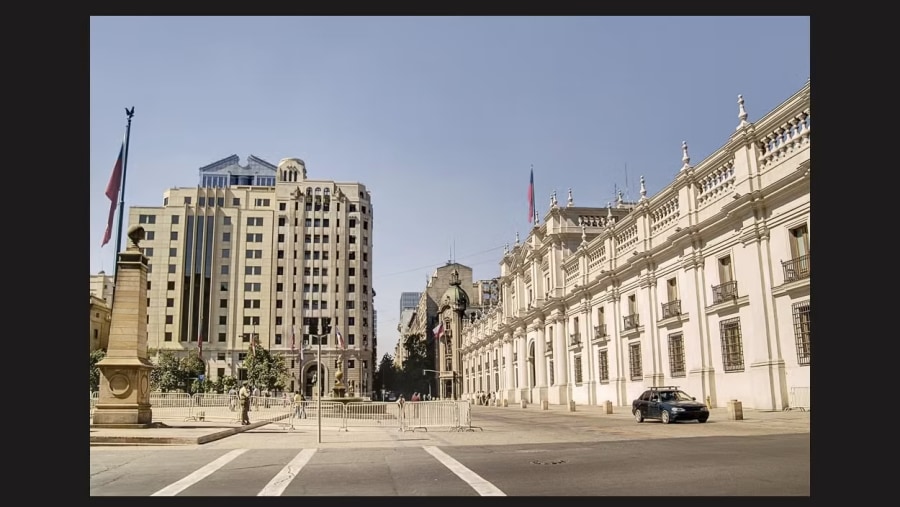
(90, 421, 272, 446)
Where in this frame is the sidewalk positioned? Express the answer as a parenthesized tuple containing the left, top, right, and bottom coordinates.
(90, 404, 809, 447)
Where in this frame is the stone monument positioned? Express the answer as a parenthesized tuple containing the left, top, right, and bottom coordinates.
(92, 225, 155, 427)
(332, 370, 347, 398)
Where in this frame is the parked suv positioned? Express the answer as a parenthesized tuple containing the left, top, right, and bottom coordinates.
(632, 386, 709, 424)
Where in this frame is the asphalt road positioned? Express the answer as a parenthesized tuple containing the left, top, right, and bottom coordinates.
(90, 433, 809, 496)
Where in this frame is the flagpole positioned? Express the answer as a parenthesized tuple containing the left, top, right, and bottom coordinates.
(113, 107, 135, 286)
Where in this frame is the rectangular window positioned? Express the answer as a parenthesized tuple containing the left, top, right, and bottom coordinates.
(629, 342, 642, 381)
(218, 333, 226, 343)
(219, 315, 227, 325)
(598, 350, 609, 382)
(221, 265, 229, 275)
(223, 232, 231, 242)
(574, 355, 583, 384)
(164, 332, 172, 342)
(667, 277, 678, 301)
(170, 231, 178, 240)
(720, 317, 744, 372)
(224, 216, 232, 225)
(172, 215, 180, 224)
(792, 300, 810, 366)
(220, 299, 227, 308)
(222, 248, 230, 258)
(718, 255, 733, 283)
(167, 281, 175, 290)
(789, 224, 810, 259)
(668, 332, 686, 377)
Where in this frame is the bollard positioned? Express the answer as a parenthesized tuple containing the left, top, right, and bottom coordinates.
(541, 400, 549, 410)
(727, 399, 743, 420)
(603, 400, 613, 414)
(502, 399, 508, 407)
(568, 400, 576, 412)
(521, 399, 527, 409)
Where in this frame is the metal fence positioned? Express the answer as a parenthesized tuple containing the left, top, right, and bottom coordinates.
(786, 386, 810, 411)
(90, 394, 476, 431)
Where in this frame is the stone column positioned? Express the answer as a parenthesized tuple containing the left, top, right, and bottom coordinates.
(93, 226, 155, 427)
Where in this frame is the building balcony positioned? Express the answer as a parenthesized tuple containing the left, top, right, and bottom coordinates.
(569, 333, 582, 345)
(623, 314, 640, 331)
(593, 325, 608, 340)
(782, 254, 810, 283)
(712, 281, 738, 305)
(661, 300, 682, 319)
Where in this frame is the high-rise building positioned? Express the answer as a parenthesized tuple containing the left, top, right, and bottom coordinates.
(129, 155, 376, 397)
(399, 292, 421, 313)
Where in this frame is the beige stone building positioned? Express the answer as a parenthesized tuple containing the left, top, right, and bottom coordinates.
(127, 156, 377, 397)
(401, 263, 498, 398)
(459, 81, 810, 411)
(90, 294, 111, 353)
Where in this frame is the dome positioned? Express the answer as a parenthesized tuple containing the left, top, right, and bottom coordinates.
(439, 269, 469, 312)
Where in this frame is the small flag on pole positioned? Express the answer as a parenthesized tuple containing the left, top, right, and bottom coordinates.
(337, 328, 345, 349)
(527, 166, 535, 223)
(433, 321, 445, 341)
(101, 139, 125, 247)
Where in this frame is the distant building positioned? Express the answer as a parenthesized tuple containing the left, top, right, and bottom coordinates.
(400, 292, 421, 313)
(127, 155, 376, 397)
(90, 271, 114, 307)
(90, 294, 111, 353)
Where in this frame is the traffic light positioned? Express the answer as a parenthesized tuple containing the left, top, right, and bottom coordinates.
(321, 317, 332, 334)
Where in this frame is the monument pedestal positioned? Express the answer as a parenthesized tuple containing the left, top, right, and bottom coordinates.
(92, 226, 156, 427)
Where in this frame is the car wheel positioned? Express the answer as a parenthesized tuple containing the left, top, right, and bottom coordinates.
(661, 410, 671, 424)
(698, 416, 708, 423)
(634, 409, 644, 423)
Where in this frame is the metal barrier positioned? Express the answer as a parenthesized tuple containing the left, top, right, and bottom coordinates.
(401, 401, 462, 432)
(786, 386, 810, 411)
(288, 401, 349, 430)
(453, 401, 482, 431)
(188, 394, 240, 422)
(150, 393, 195, 421)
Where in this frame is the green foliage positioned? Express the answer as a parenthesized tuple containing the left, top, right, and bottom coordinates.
(243, 345, 290, 391)
(221, 375, 237, 391)
(373, 353, 396, 396)
(90, 349, 106, 392)
(149, 349, 212, 394)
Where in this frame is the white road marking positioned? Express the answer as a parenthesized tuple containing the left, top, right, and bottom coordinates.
(257, 448, 318, 496)
(423, 446, 506, 496)
(151, 449, 248, 496)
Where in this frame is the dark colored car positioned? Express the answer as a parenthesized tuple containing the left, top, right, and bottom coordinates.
(632, 386, 709, 424)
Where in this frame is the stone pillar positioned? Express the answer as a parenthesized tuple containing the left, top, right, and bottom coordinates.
(93, 226, 155, 427)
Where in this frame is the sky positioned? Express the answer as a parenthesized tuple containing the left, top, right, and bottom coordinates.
(90, 16, 810, 359)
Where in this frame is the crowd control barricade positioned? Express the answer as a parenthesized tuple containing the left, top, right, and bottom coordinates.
(785, 387, 810, 412)
(343, 401, 402, 430)
(289, 400, 348, 430)
(90, 392, 99, 419)
(149, 392, 194, 421)
(401, 401, 461, 432)
(187, 393, 240, 423)
(452, 401, 482, 431)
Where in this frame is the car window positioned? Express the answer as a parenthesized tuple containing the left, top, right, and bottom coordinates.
(674, 391, 694, 401)
(639, 391, 650, 401)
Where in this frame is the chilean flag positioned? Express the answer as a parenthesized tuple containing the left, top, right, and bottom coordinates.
(337, 328, 345, 349)
(433, 321, 444, 340)
(101, 140, 125, 247)
(527, 167, 535, 223)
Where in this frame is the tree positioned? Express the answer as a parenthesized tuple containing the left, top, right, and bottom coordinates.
(373, 353, 397, 399)
(150, 350, 182, 392)
(243, 344, 290, 391)
(90, 349, 106, 392)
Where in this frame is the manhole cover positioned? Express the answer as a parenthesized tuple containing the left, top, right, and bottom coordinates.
(531, 459, 566, 465)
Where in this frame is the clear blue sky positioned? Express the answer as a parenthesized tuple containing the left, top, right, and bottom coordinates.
(90, 16, 810, 359)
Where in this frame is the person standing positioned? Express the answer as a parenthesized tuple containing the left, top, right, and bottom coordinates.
(239, 381, 251, 425)
(294, 391, 307, 419)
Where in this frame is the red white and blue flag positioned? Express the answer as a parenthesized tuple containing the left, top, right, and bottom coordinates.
(101, 139, 125, 247)
(433, 321, 445, 340)
(527, 166, 535, 223)
(337, 328, 345, 349)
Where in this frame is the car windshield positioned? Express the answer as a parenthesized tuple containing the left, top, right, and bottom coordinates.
(658, 391, 694, 402)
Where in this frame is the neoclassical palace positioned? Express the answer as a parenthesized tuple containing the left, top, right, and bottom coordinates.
(456, 81, 810, 410)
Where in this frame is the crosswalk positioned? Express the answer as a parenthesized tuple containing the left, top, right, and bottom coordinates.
(92, 447, 507, 496)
